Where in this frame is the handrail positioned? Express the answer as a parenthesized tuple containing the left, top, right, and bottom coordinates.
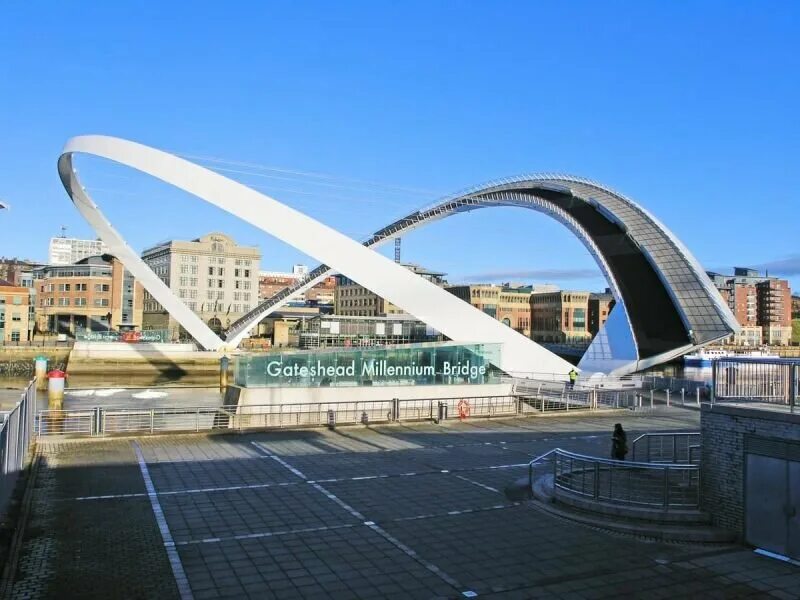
(541, 447, 700, 509)
(554, 447, 694, 470)
(630, 431, 701, 463)
(528, 448, 560, 490)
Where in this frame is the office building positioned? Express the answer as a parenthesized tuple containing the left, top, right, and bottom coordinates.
(48, 237, 108, 265)
(708, 268, 792, 345)
(141, 232, 260, 337)
(588, 291, 615, 336)
(445, 283, 555, 338)
(0, 279, 34, 342)
(34, 255, 143, 335)
(530, 290, 592, 344)
(335, 264, 446, 317)
(298, 313, 440, 349)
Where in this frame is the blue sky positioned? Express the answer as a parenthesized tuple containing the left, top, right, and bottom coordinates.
(1, 1, 798, 292)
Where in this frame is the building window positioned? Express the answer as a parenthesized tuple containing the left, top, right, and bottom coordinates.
(11, 330, 20, 342)
(218, 280, 224, 288)
(207, 279, 214, 288)
(235, 269, 241, 277)
(190, 265, 198, 275)
(207, 290, 215, 300)
(11, 312, 21, 321)
(75, 298, 87, 306)
(94, 298, 110, 307)
(217, 267, 224, 276)
(12, 296, 22, 305)
(208, 267, 214, 276)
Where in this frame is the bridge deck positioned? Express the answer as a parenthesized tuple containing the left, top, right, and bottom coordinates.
(8, 411, 799, 599)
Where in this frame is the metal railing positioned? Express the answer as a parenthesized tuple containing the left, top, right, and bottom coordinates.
(631, 432, 701, 464)
(0, 379, 36, 515)
(34, 395, 523, 437)
(713, 358, 799, 411)
(551, 448, 700, 509)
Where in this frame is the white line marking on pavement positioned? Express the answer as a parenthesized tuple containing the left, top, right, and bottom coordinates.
(132, 441, 194, 600)
(70, 480, 303, 501)
(391, 503, 518, 523)
(251, 441, 464, 594)
(454, 474, 500, 494)
(251, 441, 366, 520)
(175, 523, 359, 546)
(364, 521, 464, 590)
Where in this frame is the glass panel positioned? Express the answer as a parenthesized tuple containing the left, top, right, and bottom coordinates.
(234, 342, 502, 388)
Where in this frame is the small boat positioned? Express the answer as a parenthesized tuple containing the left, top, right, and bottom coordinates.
(684, 349, 730, 367)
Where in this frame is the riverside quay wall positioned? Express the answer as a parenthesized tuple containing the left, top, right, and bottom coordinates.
(0, 346, 71, 375)
(701, 404, 800, 544)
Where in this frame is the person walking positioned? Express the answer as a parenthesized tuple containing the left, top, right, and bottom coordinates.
(611, 423, 628, 460)
(568, 368, 578, 389)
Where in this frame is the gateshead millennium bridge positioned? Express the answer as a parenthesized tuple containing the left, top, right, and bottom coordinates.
(58, 136, 738, 377)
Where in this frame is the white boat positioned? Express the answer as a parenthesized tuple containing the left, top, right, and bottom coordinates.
(685, 347, 779, 367)
(684, 349, 730, 367)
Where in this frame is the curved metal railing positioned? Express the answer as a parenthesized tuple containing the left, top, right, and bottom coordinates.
(529, 447, 700, 509)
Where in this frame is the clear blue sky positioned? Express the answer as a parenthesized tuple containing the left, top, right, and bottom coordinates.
(1, 1, 798, 292)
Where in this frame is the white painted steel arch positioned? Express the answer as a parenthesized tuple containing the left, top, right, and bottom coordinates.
(57, 135, 575, 377)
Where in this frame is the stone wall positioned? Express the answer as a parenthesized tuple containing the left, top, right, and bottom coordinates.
(701, 403, 800, 536)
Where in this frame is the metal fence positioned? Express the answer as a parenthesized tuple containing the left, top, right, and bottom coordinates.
(34, 395, 524, 437)
(631, 432, 701, 464)
(0, 380, 36, 515)
(551, 448, 700, 509)
(713, 358, 799, 410)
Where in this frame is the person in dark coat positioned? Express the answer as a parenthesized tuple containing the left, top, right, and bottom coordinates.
(611, 423, 628, 460)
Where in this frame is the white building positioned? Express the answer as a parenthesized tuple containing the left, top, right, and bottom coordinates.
(48, 237, 109, 265)
(141, 232, 260, 338)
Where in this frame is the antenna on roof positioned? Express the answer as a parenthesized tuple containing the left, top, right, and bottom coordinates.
(60, 225, 67, 238)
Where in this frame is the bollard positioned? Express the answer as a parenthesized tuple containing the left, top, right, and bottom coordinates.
(650, 389, 654, 408)
(35, 356, 48, 390)
(47, 369, 66, 409)
(327, 409, 335, 429)
(219, 355, 230, 393)
(696, 387, 701, 406)
(681, 388, 685, 405)
(666, 389, 670, 407)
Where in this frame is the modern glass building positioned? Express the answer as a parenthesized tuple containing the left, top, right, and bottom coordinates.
(234, 341, 501, 388)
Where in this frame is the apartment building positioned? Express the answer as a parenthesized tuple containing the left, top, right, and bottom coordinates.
(708, 268, 792, 345)
(34, 255, 143, 335)
(530, 290, 592, 344)
(0, 279, 34, 342)
(141, 232, 260, 337)
(335, 264, 446, 317)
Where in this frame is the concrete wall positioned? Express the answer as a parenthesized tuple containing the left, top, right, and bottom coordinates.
(701, 403, 800, 536)
(230, 382, 514, 407)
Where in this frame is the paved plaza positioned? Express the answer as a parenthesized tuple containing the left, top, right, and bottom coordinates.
(7, 410, 800, 599)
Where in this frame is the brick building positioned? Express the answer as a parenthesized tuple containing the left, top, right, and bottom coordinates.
(530, 290, 592, 344)
(0, 279, 34, 342)
(35, 255, 143, 336)
(588, 291, 615, 336)
(708, 268, 792, 345)
(445, 283, 542, 338)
